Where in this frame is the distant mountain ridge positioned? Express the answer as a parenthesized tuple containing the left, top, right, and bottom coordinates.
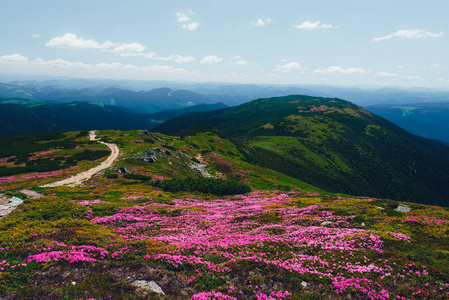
(154, 95, 449, 206)
(367, 102, 449, 144)
(4, 79, 449, 108)
(0, 82, 236, 113)
(0, 101, 229, 137)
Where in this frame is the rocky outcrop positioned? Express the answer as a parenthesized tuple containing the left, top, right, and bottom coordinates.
(395, 204, 411, 213)
(0, 195, 23, 219)
(117, 167, 129, 173)
(188, 161, 217, 178)
(132, 280, 165, 294)
(130, 148, 162, 163)
(0, 190, 43, 219)
(139, 130, 154, 138)
(9, 197, 23, 207)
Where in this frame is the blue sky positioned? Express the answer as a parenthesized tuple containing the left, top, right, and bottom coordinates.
(1, 0, 448, 87)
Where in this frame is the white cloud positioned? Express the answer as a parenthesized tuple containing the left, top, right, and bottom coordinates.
(261, 73, 281, 78)
(115, 51, 155, 58)
(376, 71, 399, 77)
(252, 18, 272, 26)
(293, 21, 338, 30)
(371, 29, 443, 42)
(156, 54, 195, 63)
(45, 33, 116, 50)
(34, 57, 92, 69)
(0, 54, 29, 63)
(432, 63, 441, 68)
(176, 12, 191, 23)
(200, 55, 223, 64)
(177, 10, 199, 31)
(109, 42, 146, 54)
(0, 55, 195, 77)
(274, 62, 307, 72)
(183, 21, 200, 31)
(230, 56, 248, 65)
(312, 66, 368, 74)
(231, 60, 248, 65)
(45, 33, 166, 59)
(32, 34, 41, 38)
(112, 51, 194, 63)
(406, 75, 421, 80)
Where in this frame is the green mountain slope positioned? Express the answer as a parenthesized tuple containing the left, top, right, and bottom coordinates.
(0, 102, 157, 136)
(154, 95, 449, 206)
(146, 102, 228, 123)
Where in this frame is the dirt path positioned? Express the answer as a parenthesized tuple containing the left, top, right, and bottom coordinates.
(40, 131, 119, 188)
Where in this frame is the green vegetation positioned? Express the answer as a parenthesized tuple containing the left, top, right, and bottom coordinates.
(123, 174, 152, 182)
(158, 177, 251, 195)
(155, 95, 449, 206)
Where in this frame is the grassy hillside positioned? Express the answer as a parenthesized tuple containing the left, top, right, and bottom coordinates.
(154, 95, 449, 206)
(0, 130, 449, 299)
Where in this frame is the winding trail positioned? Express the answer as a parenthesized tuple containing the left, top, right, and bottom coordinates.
(40, 131, 119, 188)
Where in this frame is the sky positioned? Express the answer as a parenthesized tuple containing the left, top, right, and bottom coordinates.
(1, 0, 449, 87)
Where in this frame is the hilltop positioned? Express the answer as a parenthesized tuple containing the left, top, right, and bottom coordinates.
(154, 95, 449, 206)
(0, 129, 448, 299)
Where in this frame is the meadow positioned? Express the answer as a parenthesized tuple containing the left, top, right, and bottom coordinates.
(0, 130, 448, 299)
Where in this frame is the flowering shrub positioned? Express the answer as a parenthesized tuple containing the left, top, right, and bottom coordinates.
(77, 191, 449, 298)
(1, 127, 449, 299)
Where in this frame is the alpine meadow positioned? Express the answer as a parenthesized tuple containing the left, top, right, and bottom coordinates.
(1, 1, 449, 299)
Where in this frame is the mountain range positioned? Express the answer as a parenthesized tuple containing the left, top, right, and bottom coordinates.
(0, 82, 237, 113)
(1, 79, 449, 151)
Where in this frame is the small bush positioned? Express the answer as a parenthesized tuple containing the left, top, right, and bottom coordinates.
(123, 174, 152, 181)
(91, 203, 117, 217)
(106, 174, 118, 179)
(160, 177, 251, 196)
(143, 138, 154, 144)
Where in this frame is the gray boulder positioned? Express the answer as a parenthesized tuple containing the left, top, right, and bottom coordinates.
(133, 280, 165, 294)
(117, 167, 129, 174)
(9, 197, 23, 207)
